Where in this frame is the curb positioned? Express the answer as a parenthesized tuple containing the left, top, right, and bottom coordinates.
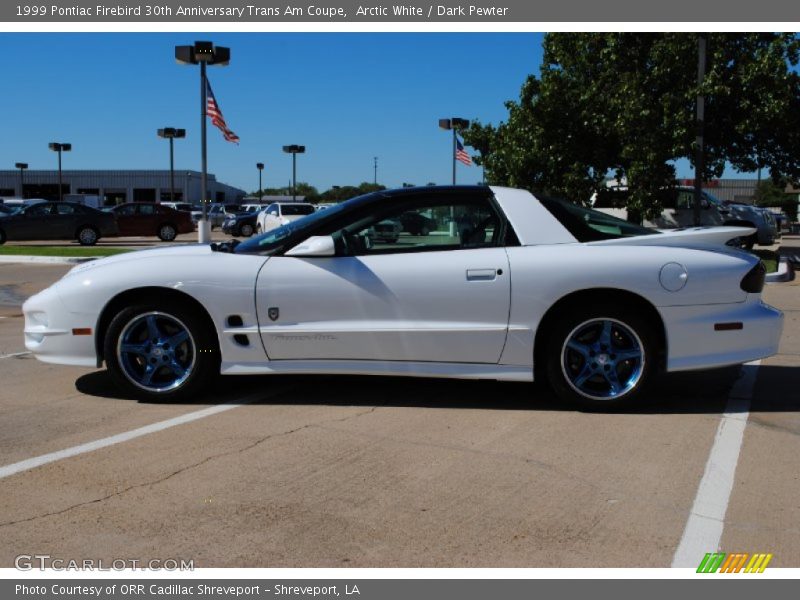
(0, 255, 97, 265)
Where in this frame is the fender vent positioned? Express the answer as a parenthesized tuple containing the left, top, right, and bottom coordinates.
(233, 334, 250, 346)
(227, 315, 244, 327)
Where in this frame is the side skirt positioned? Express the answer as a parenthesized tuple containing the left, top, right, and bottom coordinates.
(220, 360, 533, 382)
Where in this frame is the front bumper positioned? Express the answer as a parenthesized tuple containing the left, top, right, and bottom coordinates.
(661, 298, 783, 372)
(23, 286, 98, 367)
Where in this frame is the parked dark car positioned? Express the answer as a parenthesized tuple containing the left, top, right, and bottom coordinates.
(109, 202, 194, 241)
(222, 210, 258, 237)
(369, 219, 402, 243)
(0, 201, 118, 245)
(399, 211, 437, 235)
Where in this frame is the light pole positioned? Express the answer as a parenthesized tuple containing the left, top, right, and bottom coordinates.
(438, 118, 469, 185)
(15, 162, 28, 198)
(158, 128, 186, 203)
(175, 40, 231, 242)
(373, 156, 378, 185)
(256, 162, 264, 202)
(693, 34, 707, 227)
(282, 145, 305, 201)
(48, 143, 71, 202)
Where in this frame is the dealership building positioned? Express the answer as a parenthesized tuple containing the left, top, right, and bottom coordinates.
(0, 169, 246, 206)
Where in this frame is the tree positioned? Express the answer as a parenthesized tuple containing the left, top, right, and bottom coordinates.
(317, 182, 386, 203)
(464, 33, 800, 219)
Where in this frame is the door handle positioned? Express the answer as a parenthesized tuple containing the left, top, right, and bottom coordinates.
(466, 268, 497, 281)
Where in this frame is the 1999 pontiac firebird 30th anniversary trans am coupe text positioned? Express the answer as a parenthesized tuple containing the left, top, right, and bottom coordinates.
(23, 186, 783, 409)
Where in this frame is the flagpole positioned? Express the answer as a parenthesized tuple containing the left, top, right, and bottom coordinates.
(452, 128, 457, 185)
(199, 60, 210, 243)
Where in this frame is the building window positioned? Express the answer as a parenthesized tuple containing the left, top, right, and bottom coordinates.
(133, 188, 156, 203)
(160, 190, 184, 202)
(77, 188, 100, 195)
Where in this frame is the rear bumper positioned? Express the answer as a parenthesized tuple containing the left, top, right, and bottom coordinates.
(661, 299, 783, 372)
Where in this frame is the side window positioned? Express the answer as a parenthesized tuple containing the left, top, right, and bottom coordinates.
(56, 203, 75, 215)
(116, 204, 136, 216)
(138, 204, 156, 216)
(328, 197, 503, 256)
(676, 191, 694, 210)
(27, 204, 53, 216)
(267, 204, 279, 216)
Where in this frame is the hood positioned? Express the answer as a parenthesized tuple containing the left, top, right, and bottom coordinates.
(64, 244, 214, 277)
(588, 225, 756, 249)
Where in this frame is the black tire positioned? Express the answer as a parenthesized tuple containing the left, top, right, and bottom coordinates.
(104, 300, 220, 402)
(420, 225, 431, 236)
(256, 223, 262, 234)
(77, 226, 99, 246)
(0, 228, 6, 245)
(240, 223, 254, 237)
(158, 223, 177, 242)
(545, 304, 657, 411)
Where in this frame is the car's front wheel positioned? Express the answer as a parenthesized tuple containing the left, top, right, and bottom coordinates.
(546, 305, 656, 410)
(240, 223, 254, 237)
(104, 301, 219, 401)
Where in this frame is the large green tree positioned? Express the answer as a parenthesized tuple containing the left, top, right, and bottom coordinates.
(464, 33, 800, 218)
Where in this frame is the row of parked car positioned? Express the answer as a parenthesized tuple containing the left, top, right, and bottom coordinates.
(0, 200, 194, 245)
(592, 186, 784, 249)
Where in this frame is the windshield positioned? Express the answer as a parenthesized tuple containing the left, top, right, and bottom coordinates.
(540, 197, 659, 241)
(235, 201, 353, 254)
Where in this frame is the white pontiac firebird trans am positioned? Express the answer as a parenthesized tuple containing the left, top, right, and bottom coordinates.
(23, 186, 783, 409)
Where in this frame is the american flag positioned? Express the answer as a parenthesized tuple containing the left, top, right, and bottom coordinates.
(206, 80, 240, 144)
(455, 136, 472, 166)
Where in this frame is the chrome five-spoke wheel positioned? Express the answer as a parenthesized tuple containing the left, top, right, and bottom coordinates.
(560, 318, 644, 401)
(116, 311, 195, 393)
(546, 304, 656, 409)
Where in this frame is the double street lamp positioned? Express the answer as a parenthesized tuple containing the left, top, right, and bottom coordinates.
(282, 145, 305, 201)
(175, 40, 231, 242)
(256, 162, 264, 201)
(157, 128, 186, 203)
(438, 117, 469, 185)
(48, 143, 71, 201)
(14, 162, 28, 198)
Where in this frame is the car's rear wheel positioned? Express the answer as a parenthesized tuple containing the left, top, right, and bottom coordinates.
(104, 301, 219, 401)
(77, 226, 99, 246)
(158, 223, 177, 241)
(546, 305, 656, 410)
(420, 225, 430, 236)
(240, 223, 254, 237)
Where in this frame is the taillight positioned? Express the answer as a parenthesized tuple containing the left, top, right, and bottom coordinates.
(740, 261, 766, 293)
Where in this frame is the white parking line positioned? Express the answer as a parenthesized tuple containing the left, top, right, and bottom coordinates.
(0, 351, 31, 359)
(671, 360, 760, 567)
(0, 393, 263, 480)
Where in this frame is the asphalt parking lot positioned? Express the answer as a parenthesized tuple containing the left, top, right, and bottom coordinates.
(0, 242, 798, 568)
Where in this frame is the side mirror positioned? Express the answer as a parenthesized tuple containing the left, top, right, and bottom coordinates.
(285, 235, 336, 257)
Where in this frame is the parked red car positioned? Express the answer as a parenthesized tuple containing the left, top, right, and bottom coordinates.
(108, 203, 194, 241)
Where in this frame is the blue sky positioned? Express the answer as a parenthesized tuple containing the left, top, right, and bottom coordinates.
(0, 33, 545, 193)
